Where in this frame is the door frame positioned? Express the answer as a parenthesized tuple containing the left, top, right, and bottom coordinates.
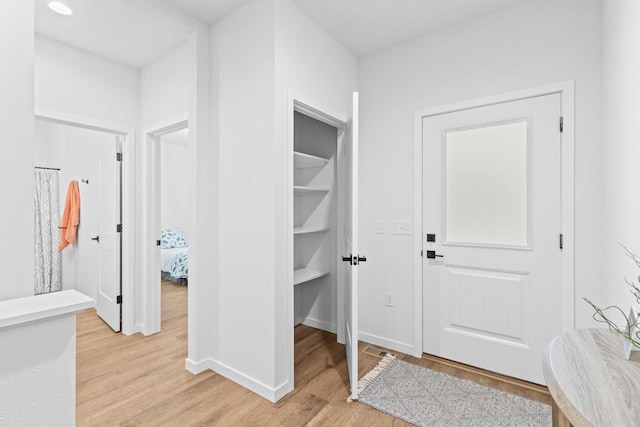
(284, 91, 347, 400)
(34, 107, 136, 334)
(412, 81, 575, 357)
(144, 119, 189, 335)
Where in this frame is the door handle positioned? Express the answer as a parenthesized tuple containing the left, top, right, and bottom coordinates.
(426, 250, 443, 259)
(91, 236, 100, 242)
(342, 254, 367, 265)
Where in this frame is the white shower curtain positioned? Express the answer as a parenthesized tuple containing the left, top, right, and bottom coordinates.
(34, 169, 61, 294)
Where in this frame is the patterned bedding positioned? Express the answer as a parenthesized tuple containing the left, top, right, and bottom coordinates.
(161, 247, 189, 280)
(160, 229, 189, 283)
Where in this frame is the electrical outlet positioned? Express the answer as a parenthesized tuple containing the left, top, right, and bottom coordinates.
(392, 220, 411, 235)
(376, 220, 384, 234)
(385, 292, 394, 307)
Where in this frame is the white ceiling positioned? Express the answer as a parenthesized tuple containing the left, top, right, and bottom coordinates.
(35, 0, 193, 68)
(291, 0, 528, 56)
(34, 0, 528, 68)
(161, 0, 251, 26)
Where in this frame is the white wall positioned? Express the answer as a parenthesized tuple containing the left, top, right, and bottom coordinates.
(0, 0, 34, 300)
(138, 40, 189, 332)
(273, 0, 358, 395)
(0, 316, 76, 426)
(358, 0, 603, 354)
(209, 0, 357, 400)
(34, 36, 139, 332)
(161, 130, 190, 233)
(35, 35, 139, 129)
(210, 0, 277, 397)
(602, 0, 640, 309)
(139, 40, 189, 130)
(34, 119, 115, 300)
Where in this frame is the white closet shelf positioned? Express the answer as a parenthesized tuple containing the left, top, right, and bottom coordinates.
(294, 151, 329, 168)
(294, 185, 330, 194)
(294, 226, 330, 235)
(294, 268, 329, 286)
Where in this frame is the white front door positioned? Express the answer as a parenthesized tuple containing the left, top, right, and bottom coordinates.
(422, 94, 562, 384)
(96, 138, 122, 332)
(344, 92, 361, 400)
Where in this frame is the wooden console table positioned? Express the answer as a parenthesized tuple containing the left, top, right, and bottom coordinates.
(543, 328, 640, 426)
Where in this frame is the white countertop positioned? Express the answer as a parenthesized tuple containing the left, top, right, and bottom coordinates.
(0, 290, 94, 330)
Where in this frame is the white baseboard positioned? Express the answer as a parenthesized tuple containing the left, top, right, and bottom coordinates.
(302, 317, 337, 334)
(209, 358, 289, 403)
(359, 331, 418, 357)
(183, 357, 292, 402)
(185, 357, 212, 375)
(123, 323, 144, 336)
(272, 379, 293, 402)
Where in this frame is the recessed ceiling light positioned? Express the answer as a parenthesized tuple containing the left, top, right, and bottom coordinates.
(48, 1, 74, 16)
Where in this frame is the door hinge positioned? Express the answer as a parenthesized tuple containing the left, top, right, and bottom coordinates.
(421, 250, 423, 257)
(157, 240, 161, 246)
(559, 117, 564, 133)
(117, 224, 123, 233)
(559, 233, 564, 250)
(116, 295, 122, 304)
(116, 152, 123, 162)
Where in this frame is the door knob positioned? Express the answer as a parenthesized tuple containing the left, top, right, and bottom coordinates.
(357, 255, 367, 263)
(91, 236, 100, 242)
(426, 250, 443, 259)
(342, 254, 353, 265)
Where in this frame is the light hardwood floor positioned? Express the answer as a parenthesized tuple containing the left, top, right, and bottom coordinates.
(76, 280, 551, 426)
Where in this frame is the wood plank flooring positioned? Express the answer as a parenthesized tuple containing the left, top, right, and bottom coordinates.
(76, 280, 551, 426)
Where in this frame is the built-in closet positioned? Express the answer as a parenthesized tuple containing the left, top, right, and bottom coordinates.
(293, 111, 338, 332)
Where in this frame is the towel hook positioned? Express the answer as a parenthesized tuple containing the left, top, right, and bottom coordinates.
(81, 179, 89, 184)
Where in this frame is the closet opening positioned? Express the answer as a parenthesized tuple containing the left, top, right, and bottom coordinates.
(33, 115, 131, 332)
(146, 121, 190, 335)
(290, 104, 349, 393)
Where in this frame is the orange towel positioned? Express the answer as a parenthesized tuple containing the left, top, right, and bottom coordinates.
(59, 180, 80, 251)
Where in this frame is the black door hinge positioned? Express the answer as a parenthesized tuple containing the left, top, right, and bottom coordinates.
(157, 240, 161, 246)
(559, 117, 564, 133)
(116, 295, 122, 304)
(117, 224, 123, 233)
(116, 152, 123, 162)
(559, 233, 564, 250)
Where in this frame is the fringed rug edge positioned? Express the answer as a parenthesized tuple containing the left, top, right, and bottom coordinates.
(347, 353, 396, 403)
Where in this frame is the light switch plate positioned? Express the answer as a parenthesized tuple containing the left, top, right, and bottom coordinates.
(385, 292, 394, 307)
(392, 220, 411, 235)
(376, 220, 384, 234)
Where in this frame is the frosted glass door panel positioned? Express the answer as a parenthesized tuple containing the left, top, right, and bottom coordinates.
(445, 121, 528, 247)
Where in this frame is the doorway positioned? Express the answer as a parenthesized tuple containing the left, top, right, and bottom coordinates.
(33, 115, 131, 332)
(286, 93, 361, 401)
(415, 83, 575, 385)
(146, 121, 189, 335)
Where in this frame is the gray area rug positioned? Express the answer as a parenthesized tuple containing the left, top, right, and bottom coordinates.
(357, 354, 551, 427)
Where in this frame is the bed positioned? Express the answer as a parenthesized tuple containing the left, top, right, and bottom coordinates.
(160, 229, 188, 285)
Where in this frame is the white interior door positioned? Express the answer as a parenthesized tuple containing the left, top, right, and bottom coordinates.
(344, 92, 360, 400)
(422, 94, 562, 384)
(96, 138, 122, 332)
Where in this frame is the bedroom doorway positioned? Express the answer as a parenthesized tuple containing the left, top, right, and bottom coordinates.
(146, 121, 190, 334)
